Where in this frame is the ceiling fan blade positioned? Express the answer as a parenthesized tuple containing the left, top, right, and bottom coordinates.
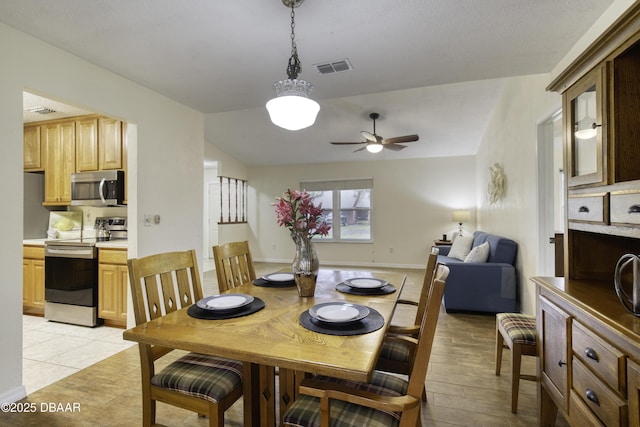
(382, 134, 419, 144)
(354, 146, 368, 153)
(360, 131, 382, 143)
(383, 143, 406, 151)
(330, 141, 366, 145)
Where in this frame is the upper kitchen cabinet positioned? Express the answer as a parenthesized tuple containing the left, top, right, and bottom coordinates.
(76, 117, 99, 171)
(23, 124, 43, 171)
(98, 117, 122, 170)
(75, 116, 122, 171)
(43, 120, 75, 206)
(564, 65, 607, 189)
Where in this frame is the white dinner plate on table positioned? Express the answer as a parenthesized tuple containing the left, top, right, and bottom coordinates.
(262, 273, 295, 282)
(197, 294, 254, 312)
(343, 278, 387, 289)
(309, 302, 369, 324)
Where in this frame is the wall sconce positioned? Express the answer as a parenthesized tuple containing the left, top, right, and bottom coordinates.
(452, 210, 470, 236)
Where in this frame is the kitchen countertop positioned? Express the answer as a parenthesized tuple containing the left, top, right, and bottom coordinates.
(22, 238, 128, 249)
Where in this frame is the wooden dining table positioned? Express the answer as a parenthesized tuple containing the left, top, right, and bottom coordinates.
(123, 268, 406, 427)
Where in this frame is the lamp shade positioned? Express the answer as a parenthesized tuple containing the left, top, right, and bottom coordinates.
(452, 210, 470, 223)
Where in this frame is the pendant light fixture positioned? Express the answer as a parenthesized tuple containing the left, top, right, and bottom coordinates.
(266, 0, 320, 131)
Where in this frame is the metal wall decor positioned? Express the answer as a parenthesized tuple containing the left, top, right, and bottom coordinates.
(488, 162, 506, 204)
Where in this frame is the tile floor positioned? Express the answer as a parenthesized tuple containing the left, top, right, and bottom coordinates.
(21, 257, 217, 395)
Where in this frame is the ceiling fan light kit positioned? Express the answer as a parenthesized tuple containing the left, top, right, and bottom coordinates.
(266, 0, 320, 131)
(330, 112, 419, 154)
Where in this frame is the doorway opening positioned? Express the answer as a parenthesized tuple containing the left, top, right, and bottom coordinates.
(536, 108, 565, 277)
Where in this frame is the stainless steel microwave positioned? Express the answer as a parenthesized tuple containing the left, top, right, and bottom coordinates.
(71, 170, 125, 206)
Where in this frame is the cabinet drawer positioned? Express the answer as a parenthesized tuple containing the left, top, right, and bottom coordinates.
(98, 249, 127, 264)
(572, 358, 627, 427)
(572, 321, 626, 394)
(570, 391, 605, 427)
(23, 246, 44, 259)
(568, 194, 608, 224)
(610, 191, 640, 226)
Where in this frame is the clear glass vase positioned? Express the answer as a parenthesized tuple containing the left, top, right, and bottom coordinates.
(292, 233, 319, 297)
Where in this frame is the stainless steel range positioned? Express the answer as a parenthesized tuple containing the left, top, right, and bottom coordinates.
(44, 216, 127, 327)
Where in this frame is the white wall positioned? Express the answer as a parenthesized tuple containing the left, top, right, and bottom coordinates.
(247, 156, 476, 268)
(475, 74, 561, 315)
(0, 24, 204, 402)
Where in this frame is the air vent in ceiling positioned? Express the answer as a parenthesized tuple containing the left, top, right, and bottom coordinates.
(314, 59, 353, 75)
(25, 106, 57, 114)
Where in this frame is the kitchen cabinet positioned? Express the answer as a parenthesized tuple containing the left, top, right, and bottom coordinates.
(23, 245, 45, 316)
(98, 248, 128, 327)
(23, 125, 43, 171)
(75, 117, 99, 171)
(42, 120, 75, 205)
(98, 117, 122, 170)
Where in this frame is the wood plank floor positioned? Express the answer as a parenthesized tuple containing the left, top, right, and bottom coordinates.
(2, 262, 570, 426)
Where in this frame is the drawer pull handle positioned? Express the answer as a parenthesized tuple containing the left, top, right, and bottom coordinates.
(585, 389, 600, 406)
(579, 206, 589, 213)
(629, 205, 640, 214)
(558, 360, 567, 367)
(585, 347, 599, 362)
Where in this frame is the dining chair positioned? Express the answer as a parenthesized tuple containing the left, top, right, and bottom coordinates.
(127, 249, 244, 427)
(282, 264, 450, 427)
(212, 240, 256, 292)
(375, 247, 439, 378)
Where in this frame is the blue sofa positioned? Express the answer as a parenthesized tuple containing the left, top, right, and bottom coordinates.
(437, 231, 518, 314)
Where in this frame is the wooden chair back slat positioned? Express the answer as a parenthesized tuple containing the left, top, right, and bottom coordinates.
(413, 246, 440, 325)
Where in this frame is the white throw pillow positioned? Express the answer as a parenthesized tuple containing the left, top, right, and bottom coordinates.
(464, 242, 490, 263)
(447, 235, 474, 260)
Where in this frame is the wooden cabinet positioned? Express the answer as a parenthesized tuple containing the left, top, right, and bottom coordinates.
(23, 125, 43, 171)
(76, 117, 99, 171)
(98, 248, 128, 327)
(534, 278, 640, 427)
(98, 117, 122, 170)
(23, 245, 45, 316)
(564, 65, 607, 189)
(538, 295, 571, 418)
(42, 120, 75, 205)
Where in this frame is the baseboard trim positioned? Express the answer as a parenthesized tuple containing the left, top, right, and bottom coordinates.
(0, 384, 27, 404)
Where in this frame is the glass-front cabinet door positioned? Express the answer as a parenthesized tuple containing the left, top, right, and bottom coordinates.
(564, 65, 607, 188)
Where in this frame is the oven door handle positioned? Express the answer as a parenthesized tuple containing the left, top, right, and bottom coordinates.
(45, 248, 95, 258)
(99, 178, 107, 204)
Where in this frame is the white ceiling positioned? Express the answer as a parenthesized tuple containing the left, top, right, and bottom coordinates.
(5, 0, 614, 165)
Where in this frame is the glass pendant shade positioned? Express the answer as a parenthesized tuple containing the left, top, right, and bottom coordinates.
(574, 118, 598, 140)
(266, 79, 319, 131)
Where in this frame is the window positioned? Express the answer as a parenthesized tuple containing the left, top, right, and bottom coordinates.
(301, 179, 373, 242)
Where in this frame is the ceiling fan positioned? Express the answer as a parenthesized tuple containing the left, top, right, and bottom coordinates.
(330, 112, 419, 153)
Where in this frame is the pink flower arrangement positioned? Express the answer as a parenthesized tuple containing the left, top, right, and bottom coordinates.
(274, 189, 331, 239)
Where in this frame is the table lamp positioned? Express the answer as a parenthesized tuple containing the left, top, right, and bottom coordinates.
(452, 210, 470, 236)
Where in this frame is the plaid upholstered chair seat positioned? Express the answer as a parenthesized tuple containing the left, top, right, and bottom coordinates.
(283, 371, 407, 427)
(377, 339, 412, 364)
(151, 353, 243, 403)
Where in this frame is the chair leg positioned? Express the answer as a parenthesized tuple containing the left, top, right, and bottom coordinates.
(142, 395, 155, 427)
(209, 403, 223, 426)
(495, 326, 504, 376)
(510, 343, 522, 414)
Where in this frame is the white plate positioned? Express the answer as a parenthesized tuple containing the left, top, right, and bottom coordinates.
(197, 294, 254, 312)
(263, 273, 294, 282)
(309, 302, 369, 324)
(344, 278, 387, 289)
